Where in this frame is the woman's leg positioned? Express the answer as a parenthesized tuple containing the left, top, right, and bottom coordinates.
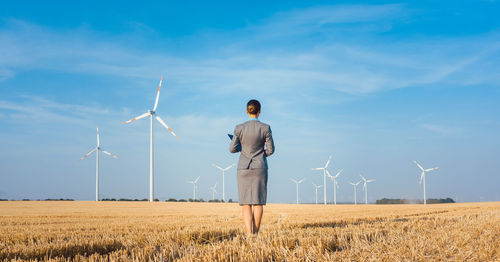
(241, 205, 254, 235)
(252, 205, 263, 234)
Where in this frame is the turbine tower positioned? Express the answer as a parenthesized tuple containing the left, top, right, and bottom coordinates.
(79, 127, 119, 201)
(348, 181, 362, 205)
(327, 169, 343, 205)
(212, 163, 235, 202)
(312, 155, 332, 205)
(208, 183, 217, 201)
(312, 183, 322, 204)
(187, 176, 200, 200)
(360, 175, 375, 205)
(414, 161, 439, 204)
(290, 178, 305, 204)
(123, 76, 178, 202)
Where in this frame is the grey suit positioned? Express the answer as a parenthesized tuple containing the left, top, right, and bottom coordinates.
(230, 119, 274, 205)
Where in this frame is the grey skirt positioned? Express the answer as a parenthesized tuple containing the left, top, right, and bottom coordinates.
(237, 168, 268, 205)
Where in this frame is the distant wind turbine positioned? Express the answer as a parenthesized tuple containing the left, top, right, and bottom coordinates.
(348, 181, 362, 205)
(212, 163, 235, 202)
(187, 176, 200, 200)
(312, 183, 322, 204)
(290, 178, 305, 204)
(414, 161, 439, 205)
(79, 127, 119, 201)
(208, 183, 217, 201)
(312, 155, 332, 205)
(360, 175, 375, 205)
(327, 169, 343, 205)
(123, 76, 178, 202)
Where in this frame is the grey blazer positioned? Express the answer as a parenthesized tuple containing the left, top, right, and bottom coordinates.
(229, 119, 275, 169)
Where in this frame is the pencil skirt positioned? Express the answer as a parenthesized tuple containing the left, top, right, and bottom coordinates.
(237, 168, 268, 205)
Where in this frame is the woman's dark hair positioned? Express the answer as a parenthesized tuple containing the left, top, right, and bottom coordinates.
(247, 99, 261, 115)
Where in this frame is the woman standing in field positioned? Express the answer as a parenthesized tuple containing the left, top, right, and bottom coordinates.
(230, 99, 275, 236)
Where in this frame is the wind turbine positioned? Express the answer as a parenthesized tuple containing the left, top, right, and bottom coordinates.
(312, 155, 332, 205)
(290, 178, 305, 204)
(327, 169, 343, 205)
(123, 76, 178, 202)
(212, 163, 235, 202)
(187, 176, 200, 200)
(79, 127, 119, 201)
(360, 175, 375, 205)
(208, 183, 217, 201)
(414, 161, 439, 205)
(348, 181, 362, 205)
(312, 183, 322, 204)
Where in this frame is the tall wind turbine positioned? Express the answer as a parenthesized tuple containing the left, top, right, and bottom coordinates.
(348, 181, 362, 205)
(123, 76, 178, 202)
(212, 163, 235, 202)
(327, 169, 343, 205)
(312, 183, 322, 204)
(187, 176, 200, 200)
(290, 178, 305, 204)
(414, 161, 439, 205)
(208, 183, 217, 201)
(360, 175, 375, 205)
(312, 155, 332, 205)
(79, 127, 119, 201)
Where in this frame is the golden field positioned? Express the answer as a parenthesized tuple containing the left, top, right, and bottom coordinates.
(0, 201, 499, 261)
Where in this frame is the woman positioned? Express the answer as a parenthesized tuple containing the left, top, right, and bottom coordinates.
(230, 99, 275, 236)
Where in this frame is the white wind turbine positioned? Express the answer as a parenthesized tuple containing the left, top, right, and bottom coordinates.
(208, 183, 217, 201)
(79, 127, 119, 201)
(312, 155, 332, 205)
(212, 163, 235, 202)
(312, 183, 322, 204)
(348, 181, 362, 205)
(414, 161, 439, 205)
(187, 176, 200, 200)
(290, 178, 305, 204)
(327, 169, 343, 205)
(360, 175, 375, 204)
(123, 76, 178, 202)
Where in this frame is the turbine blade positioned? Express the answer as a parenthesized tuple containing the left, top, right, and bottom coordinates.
(335, 169, 343, 178)
(212, 164, 223, 170)
(224, 163, 236, 171)
(349, 182, 355, 186)
(123, 112, 150, 125)
(298, 178, 305, 183)
(96, 126, 100, 146)
(414, 161, 424, 171)
(153, 76, 162, 112)
(311, 167, 323, 170)
(324, 155, 333, 168)
(194, 176, 200, 183)
(155, 115, 178, 138)
(425, 167, 439, 172)
(360, 174, 366, 181)
(290, 178, 298, 183)
(325, 169, 332, 178)
(79, 148, 96, 161)
(100, 149, 119, 159)
(419, 172, 424, 184)
(367, 179, 375, 183)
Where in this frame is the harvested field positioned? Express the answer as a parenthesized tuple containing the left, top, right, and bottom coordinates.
(0, 201, 499, 261)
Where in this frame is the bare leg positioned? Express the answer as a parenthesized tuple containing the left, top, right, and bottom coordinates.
(252, 205, 264, 234)
(241, 205, 254, 235)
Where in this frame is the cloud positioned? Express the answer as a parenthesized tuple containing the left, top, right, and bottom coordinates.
(0, 6, 499, 103)
(419, 123, 453, 135)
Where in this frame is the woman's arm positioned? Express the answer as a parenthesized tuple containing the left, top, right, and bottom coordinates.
(264, 126, 274, 157)
(229, 127, 241, 153)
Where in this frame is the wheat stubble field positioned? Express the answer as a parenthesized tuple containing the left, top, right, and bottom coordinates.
(0, 201, 499, 261)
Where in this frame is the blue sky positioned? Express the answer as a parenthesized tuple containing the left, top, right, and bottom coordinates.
(1, 1, 499, 203)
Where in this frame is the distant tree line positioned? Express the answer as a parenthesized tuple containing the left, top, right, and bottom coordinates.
(376, 198, 455, 204)
(0, 198, 75, 201)
(100, 198, 235, 203)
